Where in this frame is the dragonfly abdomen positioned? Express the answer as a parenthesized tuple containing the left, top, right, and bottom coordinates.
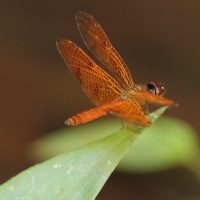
(65, 106, 108, 126)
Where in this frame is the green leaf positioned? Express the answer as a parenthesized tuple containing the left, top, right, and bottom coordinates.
(28, 107, 167, 161)
(117, 116, 199, 173)
(0, 107, 166, 199)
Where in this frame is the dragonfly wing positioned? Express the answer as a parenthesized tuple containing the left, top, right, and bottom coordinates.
(103, 101, 151, 127)
(76, 12, 134, 90)
(56, 39, 123, 106)
(135, 91, 178, 106)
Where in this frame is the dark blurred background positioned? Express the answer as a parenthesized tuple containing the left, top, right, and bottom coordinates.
(0, 1, 200, 199)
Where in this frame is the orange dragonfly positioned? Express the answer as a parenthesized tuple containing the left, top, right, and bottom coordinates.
(56, 12, 178, 127)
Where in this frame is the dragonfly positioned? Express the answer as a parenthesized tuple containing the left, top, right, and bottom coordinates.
(56, 12, 178, 127)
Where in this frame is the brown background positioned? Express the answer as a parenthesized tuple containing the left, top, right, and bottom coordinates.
(0, 1, 200, 199)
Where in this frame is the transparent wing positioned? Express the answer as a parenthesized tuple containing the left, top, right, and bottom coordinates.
(56, 39, 123, 106)
(76, 12, 134, 90)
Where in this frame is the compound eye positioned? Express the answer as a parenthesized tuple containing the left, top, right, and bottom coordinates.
(146, 83, 157, 95)
(146, 82, 165, 96)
